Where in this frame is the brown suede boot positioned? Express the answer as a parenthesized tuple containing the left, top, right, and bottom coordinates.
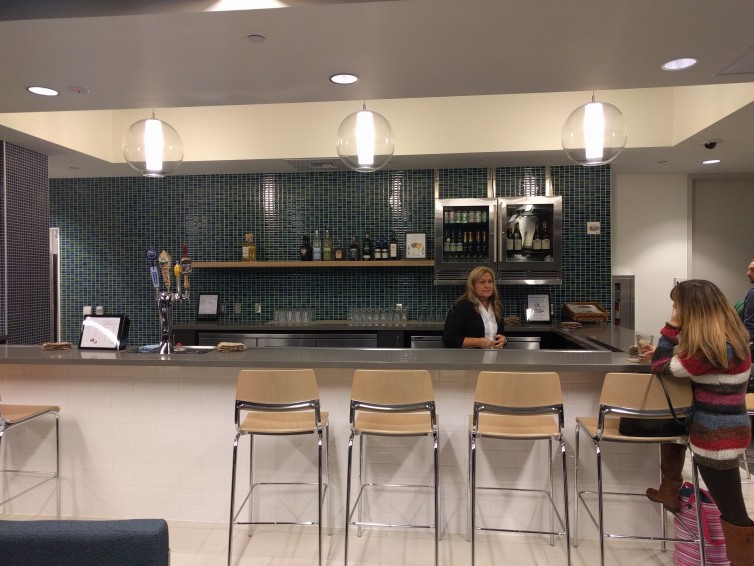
(645, 443, 686, 513)
(721, 519, 754, 565)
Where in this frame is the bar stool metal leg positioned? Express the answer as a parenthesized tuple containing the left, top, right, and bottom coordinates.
(228, 431, 241, 566)
(248, 434, 254, 537)
(559, 433, 572, 566)
(433, 426, 440, 566)
(344, 428, 355, 566)
(573, 422, 581, 548)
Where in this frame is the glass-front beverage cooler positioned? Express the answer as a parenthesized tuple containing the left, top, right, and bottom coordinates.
(434, 196, 562, 285)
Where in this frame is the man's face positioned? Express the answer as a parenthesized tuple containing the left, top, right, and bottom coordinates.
(748, 262, 754, 284)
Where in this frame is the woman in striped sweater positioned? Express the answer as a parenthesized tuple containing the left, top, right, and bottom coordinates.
(648, 279, 754, 565)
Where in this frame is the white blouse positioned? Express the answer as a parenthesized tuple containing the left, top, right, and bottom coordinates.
(478, 302, 497, 339)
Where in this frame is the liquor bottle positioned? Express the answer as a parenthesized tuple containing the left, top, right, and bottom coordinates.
(323, 228, 333, 261)
(300, 235, 312, 261)
(481, 231, 488, 257)
(474, 230, 481, 258)
(248, 233, 257, 261)
(381, 237, 388, 259)
(362, 232, 373, 260)
(532, 222, 542, 251)
(513, 222, 523, 252)
(506, 228, 513, 251)
(541, 221, 551, 251)
(443, 229, 451, 257)
(313, 228, 322, 261)
(389, 230, 399, 259)
(349, 234, 360, 260)
(453, 229, 461, 255)
(462, 231, 469, 258)
(241, 233, 253, 262)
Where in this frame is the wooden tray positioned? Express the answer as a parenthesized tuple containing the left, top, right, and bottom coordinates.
(562, 302, 608, 322)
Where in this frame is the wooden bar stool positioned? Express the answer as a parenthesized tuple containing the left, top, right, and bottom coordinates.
(468, 371, 570, 566)
(344, 369, 439, 566)
(574, 372, 704, 566)
(0, 399, 60, 516)
(227, 369, 330, 566)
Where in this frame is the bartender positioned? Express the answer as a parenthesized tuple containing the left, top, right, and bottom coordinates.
(443, 266, 507, 349)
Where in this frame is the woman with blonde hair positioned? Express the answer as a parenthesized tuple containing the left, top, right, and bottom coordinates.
(442, 266, 507, 349)
(648, 279, 753, 564)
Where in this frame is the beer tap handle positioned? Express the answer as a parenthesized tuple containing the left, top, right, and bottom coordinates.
(146, 248, 160, 293)
(180, 243, 192, 295)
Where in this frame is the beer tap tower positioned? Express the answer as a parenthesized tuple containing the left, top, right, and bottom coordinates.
(148, 244, 191, 354)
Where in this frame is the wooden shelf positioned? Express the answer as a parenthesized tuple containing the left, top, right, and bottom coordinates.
(192, 260, 434, 269)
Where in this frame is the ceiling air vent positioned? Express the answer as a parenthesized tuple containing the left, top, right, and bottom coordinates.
(284, 159, 346, 172)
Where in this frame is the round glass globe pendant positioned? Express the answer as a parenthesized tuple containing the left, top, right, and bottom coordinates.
(336, 104, 395, 172)
(561, 97, 627, 166)
(122, 114, 184, 177)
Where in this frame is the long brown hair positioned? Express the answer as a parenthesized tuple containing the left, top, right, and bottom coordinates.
(458, 266, 503, 320)
(670, 279, 750, 368)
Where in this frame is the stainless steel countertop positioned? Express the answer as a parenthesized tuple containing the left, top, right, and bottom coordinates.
(0, 325, 650, 372)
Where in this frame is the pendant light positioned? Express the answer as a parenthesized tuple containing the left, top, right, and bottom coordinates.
(561, 94, 627, 166)
(336, 103, 395, 172)
(122, 112, 184, 177)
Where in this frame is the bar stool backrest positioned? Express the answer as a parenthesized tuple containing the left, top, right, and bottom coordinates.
(475, 371, 562, 410)
(599, 372, 692, 416)
(236, 369, 319, 406)
(351, 369, 434, 410)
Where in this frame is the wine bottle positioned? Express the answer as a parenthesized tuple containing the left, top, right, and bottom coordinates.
(300, 235, 312, 261)
(389, 230, 399, 259)
(541, 221, 551, 251)
(323, 228, 332, 261)
(506, 228, 513, 251)
(362, 232, 372, 260)
(349, 235, 360, 260)
(513, 222, 522, 252)
(532, 222, 542, 251)
(313, 228, 322, 261)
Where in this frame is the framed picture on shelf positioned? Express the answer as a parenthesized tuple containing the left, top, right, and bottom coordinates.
(405, 233, 426, 258)
(526, 294, 550, 322)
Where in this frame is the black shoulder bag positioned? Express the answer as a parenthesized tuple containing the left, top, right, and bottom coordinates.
(618, 374, 690, 437)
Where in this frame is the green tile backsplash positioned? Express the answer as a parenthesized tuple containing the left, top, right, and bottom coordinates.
(50, 166, 611, 346)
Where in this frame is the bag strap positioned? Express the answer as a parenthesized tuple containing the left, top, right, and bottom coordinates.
(686, 489, 726, 546)
(655, 374, 691, 428)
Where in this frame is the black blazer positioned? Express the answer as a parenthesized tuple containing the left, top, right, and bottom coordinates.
(442, 299, 505, 348)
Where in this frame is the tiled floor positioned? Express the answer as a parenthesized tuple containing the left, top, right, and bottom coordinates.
(167, 522, 679, 566)
(7, 458, 754, 565)
(172, 455, 753, 565)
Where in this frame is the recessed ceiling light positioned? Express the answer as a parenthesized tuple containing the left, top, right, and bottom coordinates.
(27, 86, 59, 96)
(661, 58, 697, 71)
(330, 73, 358, 85)
(702, 159, 721, 165)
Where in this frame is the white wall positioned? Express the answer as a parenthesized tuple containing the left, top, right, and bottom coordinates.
(692, 177, 754, 303)
(613, 173, 689, 334)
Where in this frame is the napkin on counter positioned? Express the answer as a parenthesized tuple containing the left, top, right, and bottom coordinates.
(42, 342, 73, 350)
(217, 342, 246, 352)
(560, 321, 582, 329)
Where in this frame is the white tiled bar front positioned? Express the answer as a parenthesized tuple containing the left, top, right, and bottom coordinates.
(0, 345, 666, 541)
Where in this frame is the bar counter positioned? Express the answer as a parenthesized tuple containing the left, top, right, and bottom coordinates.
(0, 324, 663, 541)
(0, 324, 645, 372)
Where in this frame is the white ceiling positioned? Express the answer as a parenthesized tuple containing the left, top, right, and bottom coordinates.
(1, 0, 754, 177)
